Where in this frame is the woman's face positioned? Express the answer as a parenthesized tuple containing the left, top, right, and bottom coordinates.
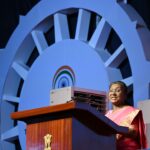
(108, 83, 126, 106)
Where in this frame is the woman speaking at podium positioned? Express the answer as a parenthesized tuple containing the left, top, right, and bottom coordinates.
(105, 81, 147, 150)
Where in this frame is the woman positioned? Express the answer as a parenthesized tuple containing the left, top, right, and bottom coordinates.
(105, 81, 147, 150)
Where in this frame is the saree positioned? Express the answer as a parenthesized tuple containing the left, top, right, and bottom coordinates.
(105, 106, 147, 150)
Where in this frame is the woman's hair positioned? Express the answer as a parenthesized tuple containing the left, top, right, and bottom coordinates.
(109, 81, 128, 95)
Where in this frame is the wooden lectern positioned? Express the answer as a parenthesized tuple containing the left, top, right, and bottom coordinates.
(11, 101, 128, 150)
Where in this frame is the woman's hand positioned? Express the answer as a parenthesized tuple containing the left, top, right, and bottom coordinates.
(128, 125, 138, 138)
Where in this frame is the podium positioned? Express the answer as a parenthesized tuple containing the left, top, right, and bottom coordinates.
(11, 101, 128, 150)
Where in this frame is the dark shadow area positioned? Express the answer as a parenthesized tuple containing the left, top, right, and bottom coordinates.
(0, 0, 39, 48)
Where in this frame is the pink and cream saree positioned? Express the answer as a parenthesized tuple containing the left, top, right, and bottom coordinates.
(105, 106, 147, 150)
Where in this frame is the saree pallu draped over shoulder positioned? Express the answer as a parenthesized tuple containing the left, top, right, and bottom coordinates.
(105, 106, 147, 150)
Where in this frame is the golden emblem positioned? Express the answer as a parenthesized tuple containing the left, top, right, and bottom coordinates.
(44, 134, 52, 150)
